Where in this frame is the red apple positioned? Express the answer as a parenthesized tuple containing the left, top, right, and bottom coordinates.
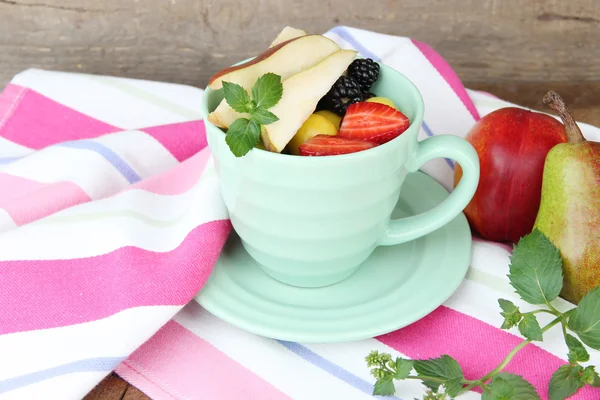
(454, 107, 568, 243)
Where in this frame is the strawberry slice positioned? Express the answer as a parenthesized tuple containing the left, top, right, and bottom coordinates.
(298, 135, 376, 156)
(337, 102, 410, 144)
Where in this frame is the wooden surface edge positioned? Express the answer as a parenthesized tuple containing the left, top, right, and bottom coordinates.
(1, 0, 599, 87)
(85, 373, 148, 400)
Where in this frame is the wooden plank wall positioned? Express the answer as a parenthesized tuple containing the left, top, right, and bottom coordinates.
(1, 0, 599, 90)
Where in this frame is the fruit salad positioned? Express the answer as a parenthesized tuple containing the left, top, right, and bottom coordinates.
(207, 27, 411, 157)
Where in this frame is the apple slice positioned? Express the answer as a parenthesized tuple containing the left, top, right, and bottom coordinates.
(268, 26, 307, 48)
(261, 49, 358, 153)
(207, 34, 340, 90)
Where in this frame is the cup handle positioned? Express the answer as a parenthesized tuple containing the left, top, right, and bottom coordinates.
(378, 135, 480, 246)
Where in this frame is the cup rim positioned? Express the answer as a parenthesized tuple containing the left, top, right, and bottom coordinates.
(199, 56, 425, 163)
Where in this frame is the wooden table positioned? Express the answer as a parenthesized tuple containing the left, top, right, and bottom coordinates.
(80, 81, 600, 399)
(2, 0, 600, 88)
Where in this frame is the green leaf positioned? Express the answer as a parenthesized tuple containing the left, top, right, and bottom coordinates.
(222, 81, 253, 113)
(444, 377, 464, 397)
(507, 229, 563, 305)
(394, 358, 414, 380)
(483, 375, 514, 399)
(414, 355, 463, 393)
(498, 299, 522, 329)
(225, 118, 261, 157)
(499, 298, 520, 314)
(251, 72, 283, 109)
(567, 287, 600, 349)
(373, 377, 395, 396)
(482, 373, 541, 400)
(565, 334, 590, 363)
(548, 365, 584, 400)
(250, 108, 279, 125)
(581, 366, 600, 387)
(518, 314, 543, 341)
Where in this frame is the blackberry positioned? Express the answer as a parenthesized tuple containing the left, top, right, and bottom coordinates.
(317, 76, 363, 115)
(348, 58, 380, 91)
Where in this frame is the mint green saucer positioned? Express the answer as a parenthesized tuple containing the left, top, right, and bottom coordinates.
(194, 171, 471, 343)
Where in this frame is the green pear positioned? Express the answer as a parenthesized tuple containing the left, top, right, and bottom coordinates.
(533, 91, 600, 304)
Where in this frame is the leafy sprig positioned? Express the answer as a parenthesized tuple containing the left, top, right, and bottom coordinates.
(366, 229, 600, 399)
(221, 73, 283, 157)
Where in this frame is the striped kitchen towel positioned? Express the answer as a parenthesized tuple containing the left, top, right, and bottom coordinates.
(0, 26, 598, 400)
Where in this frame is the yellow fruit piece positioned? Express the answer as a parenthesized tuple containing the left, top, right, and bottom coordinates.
(313, 110, 342, 130)
(287, 114, 338, 155)
(255, 141, 265, 150)
(366, 97, 398, 110)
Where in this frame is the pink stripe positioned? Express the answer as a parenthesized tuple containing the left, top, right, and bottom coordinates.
(141, 120, 208, 162)
(377, 306, 600, 399)
(0, 84, 27, 131)
(0, 219, 232, 334)
(116, 363, 178, 400)
(0, 174, 91, 225)
(117, 320, 290, 400)
(129, 146, 211, 196)
(410, 39, 480, 121)
(0, 85, 118, 149)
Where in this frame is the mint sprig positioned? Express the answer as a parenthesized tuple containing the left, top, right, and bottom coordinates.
(221, 73, 283, 157)
(518, 314, 543, 341)
(499, 299, 522, 329)
(365, 228, 600, 400)
(250, 108, 279, 125)
(251, 72, 283, 109)
(507, 229, 563, 305)
(548, 365, 585, 400)
(414, 356, 465, 395)
(222, 81, 254, 113)
(224, 119, 261, 157)
(567, 287, 600, 350)
(483, 373, 540, 400)
(565, 334, 589, 363)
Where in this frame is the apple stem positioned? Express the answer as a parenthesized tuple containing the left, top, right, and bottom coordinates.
(543, 90, 586, 144)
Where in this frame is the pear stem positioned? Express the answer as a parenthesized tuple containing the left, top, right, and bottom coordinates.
(543, 90, 586, 144)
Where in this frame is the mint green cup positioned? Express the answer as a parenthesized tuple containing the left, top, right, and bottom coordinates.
(200, 60, 480, 288)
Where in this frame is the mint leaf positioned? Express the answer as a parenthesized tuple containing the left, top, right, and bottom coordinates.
(373, 377, 395, 396)
(221, 73, 284, 158)
(222, 81, 253, 113)
(482, 373, 540, 400)
(499, 299, 520, 314)
(499, 299, 522, 329)
(394, 358, 414, 380)
(567, 287, 600, 350)
(251, 72, 283, 109)
(581, 366, 600, 387)
(225, 118, 261, 157)
(548, 365, 584, 400)
(444, 377, 464, 397)
(565, 334, 590, 363)
(484, 375, 514, 399)
(518, 314, 543, 341)
(508, 229, 563, 305)
(250, 108, 279, 125)
(414, 355, 463, 393)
